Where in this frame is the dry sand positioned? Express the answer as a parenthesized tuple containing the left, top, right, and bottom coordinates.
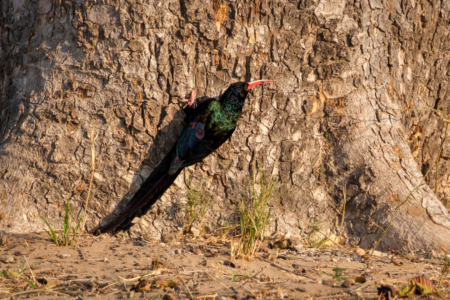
(0, 231, 449, 299)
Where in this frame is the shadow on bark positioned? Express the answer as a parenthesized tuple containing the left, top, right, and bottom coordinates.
(95, 96, 215, 234)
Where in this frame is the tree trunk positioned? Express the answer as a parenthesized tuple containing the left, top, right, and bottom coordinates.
(1, 0, 450, 252)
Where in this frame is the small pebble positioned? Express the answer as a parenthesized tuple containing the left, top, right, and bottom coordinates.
(1, 256, 14, 263)
(161, 233, 175, 243)
(293, 244, 304, 252)
(186, 279, 194, 289)
(342, 279, 353, 288)
(352, 254, 362, 262)
(191, 227, 200, 237)
(142, 233, 153, 242)
(355, 248, 365, 256)
(162, 294, 176, 300)
(372, 250, 385, 257)
(322, 279, 334, 287)
(134, 241, 147, 246)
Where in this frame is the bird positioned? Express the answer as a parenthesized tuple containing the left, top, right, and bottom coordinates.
(96, 80, 273, 234)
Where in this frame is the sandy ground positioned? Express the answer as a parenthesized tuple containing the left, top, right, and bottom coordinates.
(0, 231, 449, 299)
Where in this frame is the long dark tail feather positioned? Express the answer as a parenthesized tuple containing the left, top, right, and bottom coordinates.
(95, 146, 182, 234)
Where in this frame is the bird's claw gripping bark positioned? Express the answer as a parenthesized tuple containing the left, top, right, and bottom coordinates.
(180, 90, 197, 107)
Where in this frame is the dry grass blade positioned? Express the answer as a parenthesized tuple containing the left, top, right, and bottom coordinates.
(204, 272, 230, 289)
(141, 269, 164, 278)
(328, 181, 347, 266)
(118, 275, 141, 282)
(23, 256, 36, 285)
(75, 130, 98, 249)
(177, 268, 194, 299)
(9, 289, 71, 297)
(116, 268, 164, 281)
(195, 294, 218, 299)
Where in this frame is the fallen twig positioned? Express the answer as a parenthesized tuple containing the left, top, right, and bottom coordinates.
(204, 271, 230, 290)
(56, 273, 80, 277)
(141, 269, 165, 278)
(118, 269, 165, 282)
(315, 292, 350, 299)
(105, 289, 120, 296)
(118, 275, 142, 282)
(98, 282, 119, 290)
(78, 248, 86, 260)
(240, 267, 264, 287)
(63, 258, 108, 262)
(265, 259, 316, 280)
(178, 268, 194, 299)
(347, 281, 371, 294)
(9, 289, 71, 297)
(195, 294, 218, 299)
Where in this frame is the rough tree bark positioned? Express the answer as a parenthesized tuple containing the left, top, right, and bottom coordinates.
(1, 0, 450, 252)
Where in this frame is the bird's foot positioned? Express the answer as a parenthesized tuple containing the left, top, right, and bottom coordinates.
(180, 89, 197, 107)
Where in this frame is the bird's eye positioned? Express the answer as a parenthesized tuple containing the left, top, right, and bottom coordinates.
(239, 90, 246, 98)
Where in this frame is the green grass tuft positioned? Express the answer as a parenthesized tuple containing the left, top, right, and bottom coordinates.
(184, 178, 212, 234)
(302, 219, 328, 249)
(39, 215, 59, 246)
(39, 198, 82, 247)
(326, 267, 346, 281)
(231, 165, 276, 259)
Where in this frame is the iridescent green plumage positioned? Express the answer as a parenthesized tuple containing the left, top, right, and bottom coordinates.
(199, 101, 240, 133)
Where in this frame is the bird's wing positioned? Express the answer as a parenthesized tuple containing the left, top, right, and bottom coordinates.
(180, 127, 235, 167)
(175, 122, 212, 166)
(174, 99, 232, 169)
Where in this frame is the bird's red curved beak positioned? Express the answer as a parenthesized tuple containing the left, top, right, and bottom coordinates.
(247, 80, 273, 91)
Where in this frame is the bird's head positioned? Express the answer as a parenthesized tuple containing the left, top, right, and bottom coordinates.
(222, 80, 273, 110)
